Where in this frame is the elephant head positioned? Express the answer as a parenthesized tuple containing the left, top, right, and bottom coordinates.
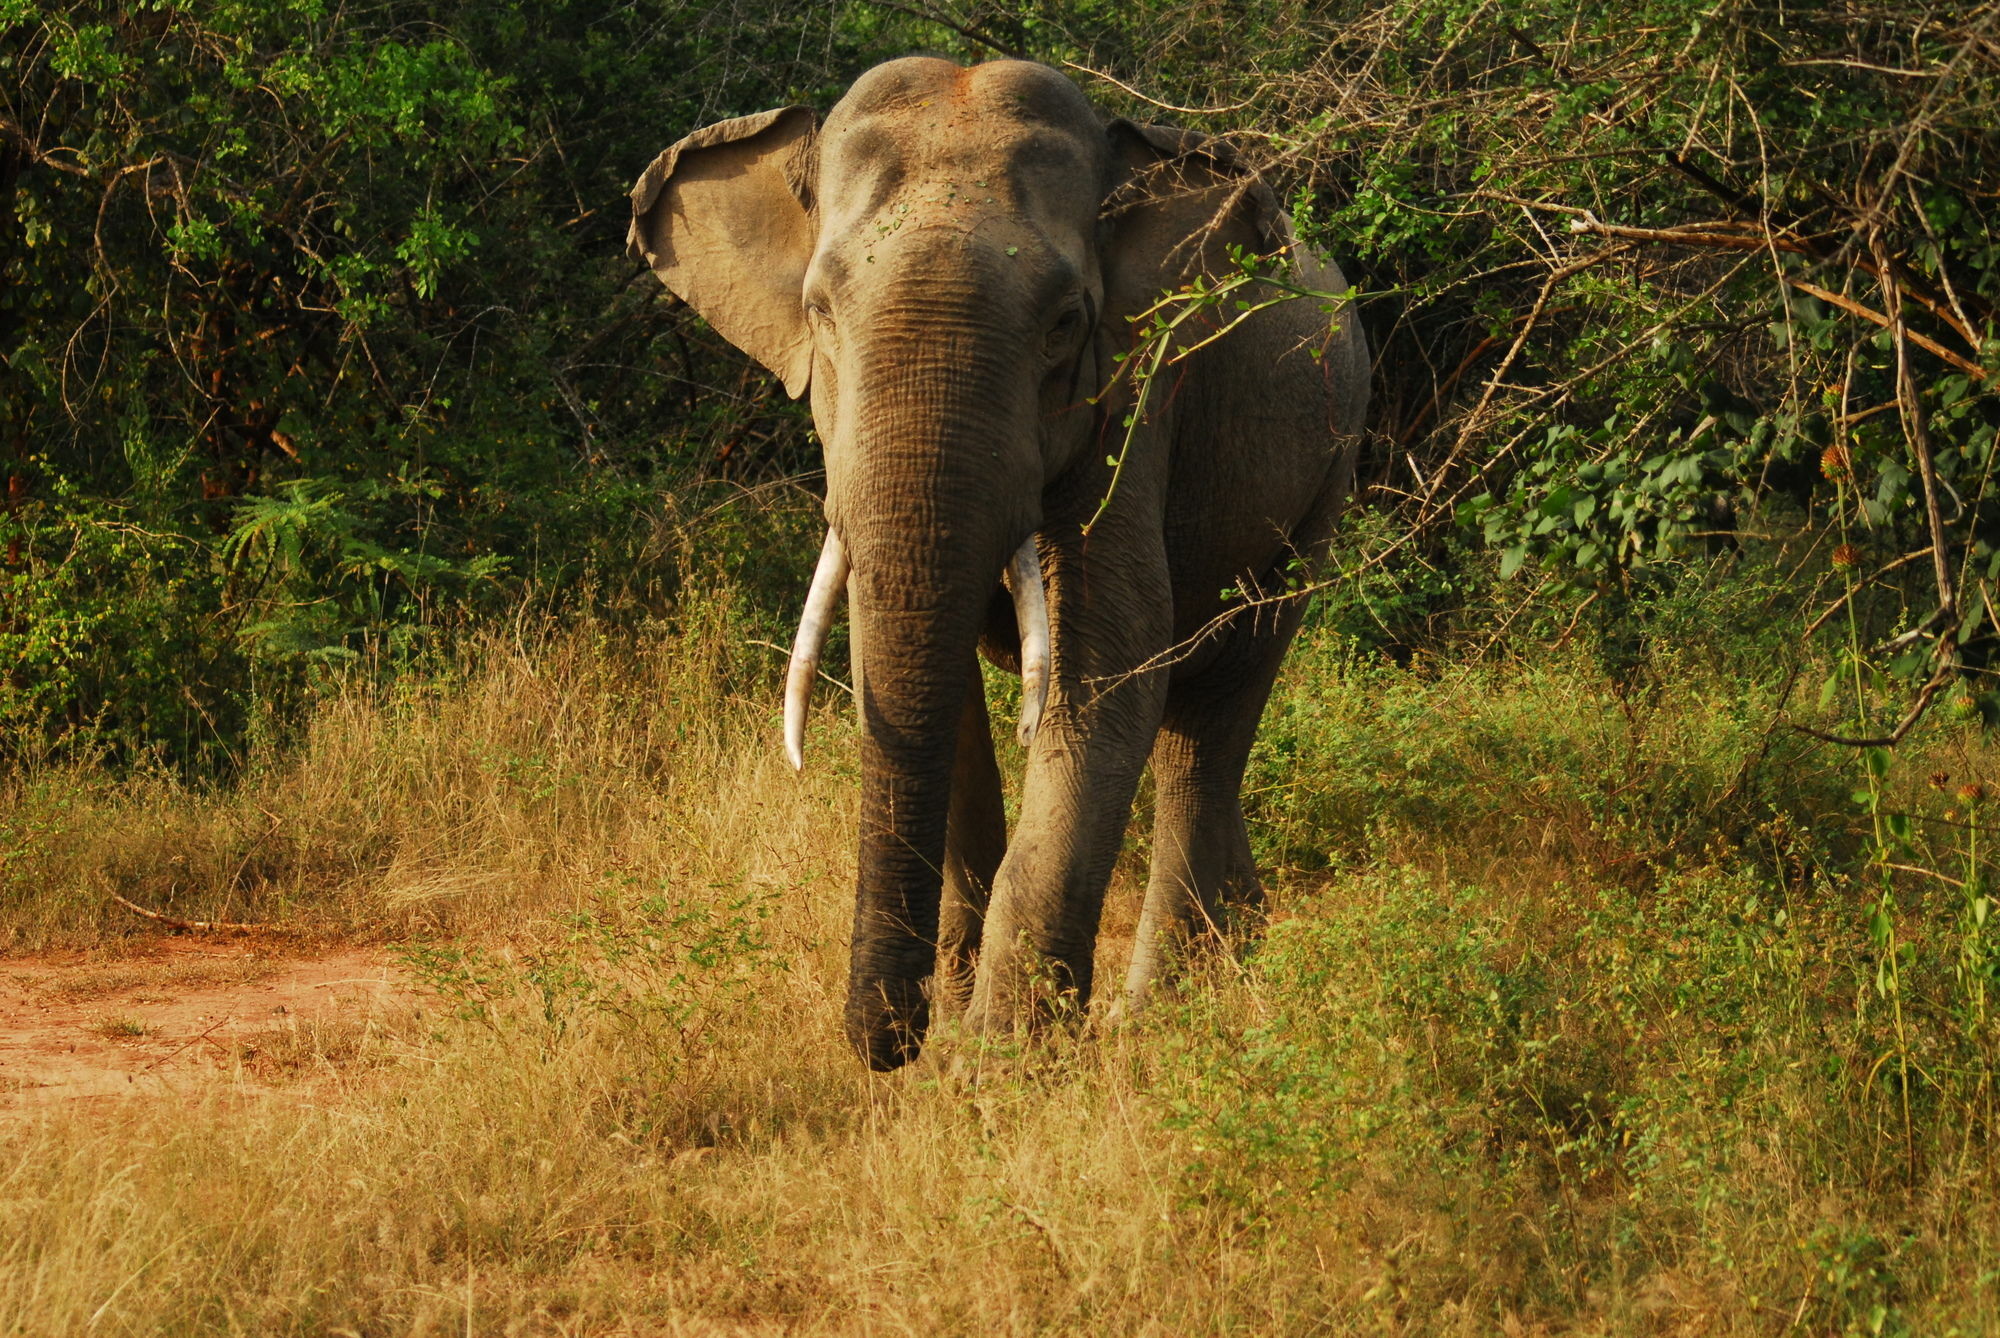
(629, 58, 1303, 1068)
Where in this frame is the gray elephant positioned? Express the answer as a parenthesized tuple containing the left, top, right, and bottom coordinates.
(629, 57, 1367, 1069)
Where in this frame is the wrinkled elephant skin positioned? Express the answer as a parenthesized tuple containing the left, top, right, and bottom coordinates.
(629, 57, 1369, 1069)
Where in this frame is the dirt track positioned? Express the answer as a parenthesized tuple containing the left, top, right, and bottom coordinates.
(0, 938, 415, 1107)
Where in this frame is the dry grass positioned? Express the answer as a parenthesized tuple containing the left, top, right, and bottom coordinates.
(4, 597, 2000, 1334)
(8, 957, 281, 1004)
(229, 1016, 401, 1080)
(0, 585, 842, 954)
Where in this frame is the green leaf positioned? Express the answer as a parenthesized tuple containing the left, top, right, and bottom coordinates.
(1887, 648, 1928, 678)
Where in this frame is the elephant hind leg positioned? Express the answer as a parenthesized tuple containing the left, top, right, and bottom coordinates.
(937, 654, 1005, 1012)
(1122, 624, 1299, 1012)
(1122, 721, 1256, 1010)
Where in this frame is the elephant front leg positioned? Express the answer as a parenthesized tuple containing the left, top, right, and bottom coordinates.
(937, 655, 1005, 1012)
(967, 542, 1173, 1034)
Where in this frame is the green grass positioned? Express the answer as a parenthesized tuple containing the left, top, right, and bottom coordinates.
(3, 593, 1998, 1334)
(84, 1014, 153, 1040)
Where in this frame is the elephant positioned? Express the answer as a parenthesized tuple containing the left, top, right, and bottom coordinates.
(628, 56, 1368, 1070)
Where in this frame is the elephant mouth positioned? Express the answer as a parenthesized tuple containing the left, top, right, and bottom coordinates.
(783, 528, 1050, 770)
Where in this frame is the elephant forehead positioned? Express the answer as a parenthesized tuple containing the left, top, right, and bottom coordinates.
(822, 121, 1098, 211)
(823, 179, 1072, 251)
(820, 63, 1106, 220)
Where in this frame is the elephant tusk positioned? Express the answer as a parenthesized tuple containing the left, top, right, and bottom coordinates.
(1008, 536, 1050, 746)
(785, 528, 850, 771)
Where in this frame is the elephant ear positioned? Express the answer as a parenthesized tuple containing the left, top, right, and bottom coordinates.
(1100, 120, 1289, 300)
(628, 107, 818, 399)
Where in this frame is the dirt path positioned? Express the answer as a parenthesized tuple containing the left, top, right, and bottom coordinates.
(0, 938, 417, 1108)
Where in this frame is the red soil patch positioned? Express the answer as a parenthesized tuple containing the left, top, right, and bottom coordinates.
(0, 936, 416, 1107)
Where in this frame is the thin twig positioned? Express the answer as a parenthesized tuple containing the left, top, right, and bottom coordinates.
(140, 1016, 235, 1073)
(1786, 278, 1987, 381)
(859, 1, 1026, 57)
(1061, 61, 1257, 115)
(1473, 194, 1986, 354)
(1874, 226, 1961, 631)
(746, 639, 853, 696)
(1417, 242, 1637, 526)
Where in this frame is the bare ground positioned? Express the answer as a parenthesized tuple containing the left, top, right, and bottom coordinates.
(0, 936, 417, 1107)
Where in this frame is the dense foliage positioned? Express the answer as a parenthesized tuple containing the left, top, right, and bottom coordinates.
(1, 0, 886, 764)
(1022, 2, 2000, 699)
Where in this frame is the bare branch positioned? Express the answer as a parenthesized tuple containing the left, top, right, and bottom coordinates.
(1062, 61, 1257, 116)
(1784, 278, 1988, 380)
(1789, 670, 1951, 749)
(110, 892, 269, 934)
(1873, 229, 1960, 627)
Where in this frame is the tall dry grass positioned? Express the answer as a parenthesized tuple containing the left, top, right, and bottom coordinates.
(4, 595, 2000, 1334)
(0, 584, 852, 953)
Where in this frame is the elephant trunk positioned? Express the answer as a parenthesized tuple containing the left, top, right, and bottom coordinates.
(842, 570, 985, 1070)
(832, 342, 1040, 1070)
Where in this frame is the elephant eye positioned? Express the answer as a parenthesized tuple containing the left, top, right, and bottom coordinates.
(1044, 305, 1084, 356)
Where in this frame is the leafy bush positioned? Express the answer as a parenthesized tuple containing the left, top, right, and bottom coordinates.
(1, 0, 894, 766)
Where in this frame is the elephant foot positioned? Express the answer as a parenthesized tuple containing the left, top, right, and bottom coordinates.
(845, 978, 930, 1072)
(964, 937, 1091, 1044)
(1104, 975, 1152, 1029)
